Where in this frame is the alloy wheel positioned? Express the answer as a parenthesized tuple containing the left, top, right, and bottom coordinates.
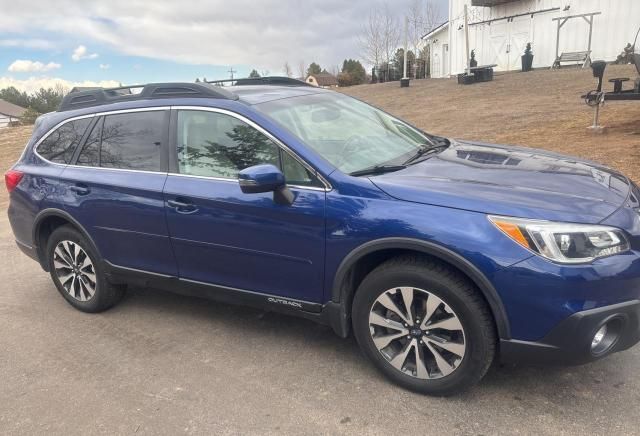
(53, 240, 97, 302)
(368, 287, 466, 379)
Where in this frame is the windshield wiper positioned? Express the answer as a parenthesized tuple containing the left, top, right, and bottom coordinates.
(403, 142, 449, 166)
(349, 164, 407, 177)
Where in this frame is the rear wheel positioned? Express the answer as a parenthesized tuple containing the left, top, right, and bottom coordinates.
(46, 225, 124, 312)
(352, 256, 496, 396)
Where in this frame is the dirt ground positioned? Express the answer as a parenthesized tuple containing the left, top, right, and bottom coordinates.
(1, 68, 640, 435)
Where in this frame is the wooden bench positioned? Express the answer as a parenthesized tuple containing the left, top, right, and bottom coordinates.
(552, 51, 592, 69)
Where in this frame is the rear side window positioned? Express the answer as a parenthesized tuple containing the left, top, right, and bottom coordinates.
(76, 111, 165, 171)
(37, 118, 91, 164)
(77, 117, 102, 167)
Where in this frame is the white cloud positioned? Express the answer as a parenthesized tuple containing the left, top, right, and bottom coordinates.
(0, 0, 447, 72)
(0, 76, 120, 95)
(0, 39, 55, 50)
(8, 60, 61, 73)
(71, 45, 99, 61)
(99, 63, 110, 70)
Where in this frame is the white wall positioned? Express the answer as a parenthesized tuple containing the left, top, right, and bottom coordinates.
(449, 0, 640, 74)
(0, 114, 12, 129)
(427, 26, 451, 78)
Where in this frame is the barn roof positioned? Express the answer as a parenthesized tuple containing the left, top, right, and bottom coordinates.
(0, 99, 27, 118)
(422, 21, 449, 40)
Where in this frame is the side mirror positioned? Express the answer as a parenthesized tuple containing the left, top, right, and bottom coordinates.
(238, 164, 294, 205)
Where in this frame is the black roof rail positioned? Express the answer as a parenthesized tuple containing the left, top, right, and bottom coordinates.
(206, 76, 313, 87)
(58, 82, 238, 112)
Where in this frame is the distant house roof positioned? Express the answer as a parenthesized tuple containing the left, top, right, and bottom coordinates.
(422, 21, 449, 40)
(308, 72, 338, 87)
(0, 99, 27, 118)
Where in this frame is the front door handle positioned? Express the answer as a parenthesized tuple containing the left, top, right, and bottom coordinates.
(167, 198, 198, 214)
(69, 184, 90, 196)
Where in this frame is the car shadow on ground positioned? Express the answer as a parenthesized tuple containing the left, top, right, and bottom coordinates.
(118, 285, 634, 403)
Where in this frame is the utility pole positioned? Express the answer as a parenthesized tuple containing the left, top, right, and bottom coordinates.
(401, 15, 410, 87)
(403, 15, 409, 79)
(464, 4, 471, 75)
(228, 67, 237, 81)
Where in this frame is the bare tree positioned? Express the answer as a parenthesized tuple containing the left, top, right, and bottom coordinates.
(381, 3, 400, 82)
(408, 0, 441, 78)
(359, 7, 383, 80)
(54, 82, 69, 97)
(297, 60, 306, 79)
(283, 62, 293, 78)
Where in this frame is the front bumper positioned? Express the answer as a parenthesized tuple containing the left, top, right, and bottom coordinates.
(500, 300, 640, 365)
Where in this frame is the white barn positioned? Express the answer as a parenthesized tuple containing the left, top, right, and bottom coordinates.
(424, 0, 640, 77)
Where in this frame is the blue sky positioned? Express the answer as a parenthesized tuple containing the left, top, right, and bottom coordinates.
(0, 0, 447, 93)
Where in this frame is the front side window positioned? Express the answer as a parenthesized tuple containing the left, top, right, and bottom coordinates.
(176, 110, 280, 178)
(76, 111, 165, 171)
(281, 151, 317, 187)
(37, 118, 91, 164)
(255, 93, 433, 175)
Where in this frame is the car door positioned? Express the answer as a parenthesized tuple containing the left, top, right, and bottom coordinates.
(163, 107, 326, 303)
(61, 108, 177, 276)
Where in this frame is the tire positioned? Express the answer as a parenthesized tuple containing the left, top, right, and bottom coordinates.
(352, 255, 496, 396)
(46, 225, 125, 312)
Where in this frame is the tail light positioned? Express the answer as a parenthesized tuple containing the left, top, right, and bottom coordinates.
(4, 170, 24, 192)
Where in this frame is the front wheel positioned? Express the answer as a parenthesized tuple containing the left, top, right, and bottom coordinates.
(352, 256, 496, 396)
(46, 225, 125, 312)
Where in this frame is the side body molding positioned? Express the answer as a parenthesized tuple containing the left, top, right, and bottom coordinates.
(330, 237, 511, 339)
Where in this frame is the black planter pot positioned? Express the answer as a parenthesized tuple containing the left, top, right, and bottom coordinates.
(522, 54, 534, 72)
(457, 73, 474, 85)
(470, 59, 478, 68)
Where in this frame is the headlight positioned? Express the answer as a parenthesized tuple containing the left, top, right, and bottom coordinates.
(489, 215, 630, 264)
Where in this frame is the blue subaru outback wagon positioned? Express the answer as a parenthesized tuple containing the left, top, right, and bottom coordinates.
(6, 78, 640, 395)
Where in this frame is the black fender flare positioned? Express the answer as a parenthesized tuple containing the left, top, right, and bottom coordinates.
(32, 208, 102, 270)
(330, 237, 511, 339)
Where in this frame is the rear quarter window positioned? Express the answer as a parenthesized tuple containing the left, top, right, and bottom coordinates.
(76, 111, 166, 171)
(36, 117, 91, 164)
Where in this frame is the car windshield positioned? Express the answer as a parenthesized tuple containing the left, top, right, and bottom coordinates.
(255, 93, 433, 174)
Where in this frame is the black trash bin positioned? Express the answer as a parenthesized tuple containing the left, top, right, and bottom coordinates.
(473, 68, 494, 82)
(457, 73, 474, 85)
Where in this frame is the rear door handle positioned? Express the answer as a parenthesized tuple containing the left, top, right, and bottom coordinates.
(167, 198, 198, 213)
(70, 184, 90, 196)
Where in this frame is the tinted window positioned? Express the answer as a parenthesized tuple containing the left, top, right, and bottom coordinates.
(37, 118, 91, 164)
(100, 112, 164, 171)
(177, 110, 279, 178)
(77, 117, 102, 167)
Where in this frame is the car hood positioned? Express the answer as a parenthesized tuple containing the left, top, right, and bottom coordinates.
(370, 140, 631, 223)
